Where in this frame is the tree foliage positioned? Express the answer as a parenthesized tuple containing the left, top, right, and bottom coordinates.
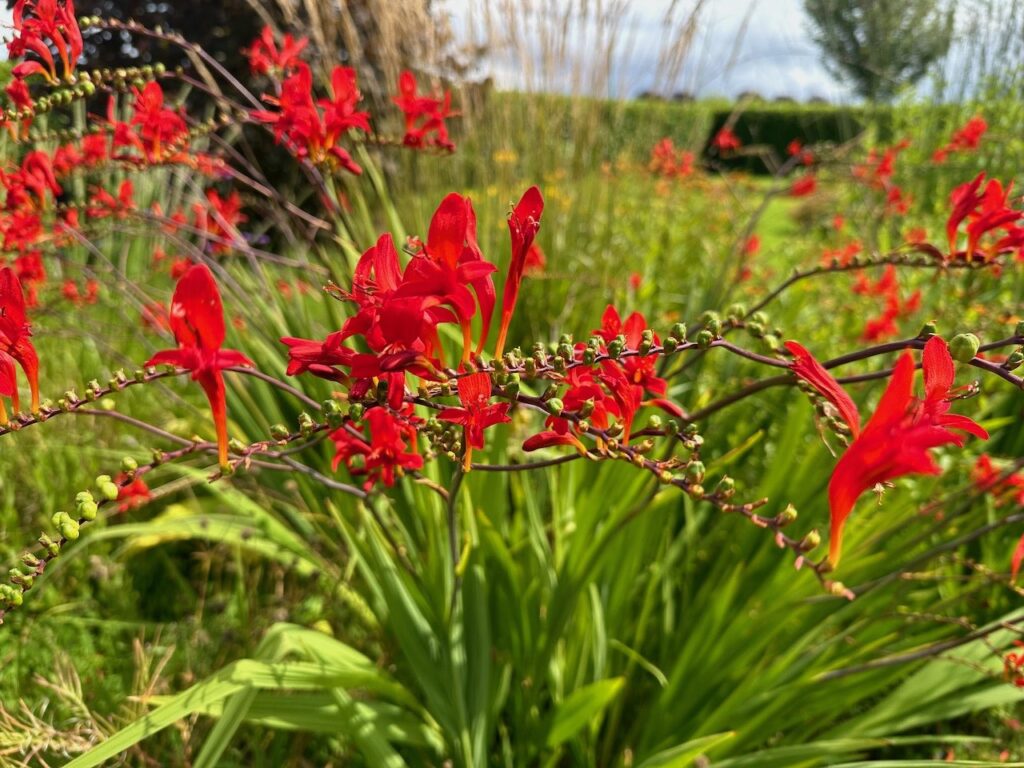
(804, 0, 955, 101)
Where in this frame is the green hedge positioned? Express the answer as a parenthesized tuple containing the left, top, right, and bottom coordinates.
(704, 105, 895, 173)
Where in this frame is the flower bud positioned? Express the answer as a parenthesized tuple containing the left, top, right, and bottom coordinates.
(270, 423, 290, 440)
(38, 534, 60, 557)
(798, 529, 821, 552)
(917, 321, 938, 338)
(948, 333, 980, 363)
(687, 484, 705, 499)
(120, 456, 138, 474)
(21, 553, 40, 569)
(696, 330, 714, 349)
(348, 403, 365, 421)
(607, 339, 624, 359)
(60, 518, 80, 541)
(78, 500, 99, 521)
(1006, 349, 1024, 371)
(99, 480, 119, 501)
(699, 311, 721, 335)
(774, 504, 798, 526)
(685, 461, 705, 483)
(646, 414, 662, 430)
(546, 398, 564, 416)
(324, 399, 344, 427)
(670, 322, 687, 341)
(662, 336, 678, 354)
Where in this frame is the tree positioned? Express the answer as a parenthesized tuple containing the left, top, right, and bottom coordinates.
(804, 0, 954, 101)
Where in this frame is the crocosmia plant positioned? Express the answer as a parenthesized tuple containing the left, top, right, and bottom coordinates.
(0, 1, 1023, 765)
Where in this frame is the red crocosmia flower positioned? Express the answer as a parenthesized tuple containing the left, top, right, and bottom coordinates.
(144, 264, 254, 466)
(193, 189, 247, 255)
(397, 193, 497, 360)
(629, 272, 642, 291)
(786, 138, 802, 157)
(790, 174, 817, 197)
(13, 252, 45, 306)
(595, 305, 667, 396)
(743, 234, 761, 257)
(787, 336, 987, 567)
(1012, 534, 1024, 583)
(245, 25, 308, 76)
(4, 78, 33, 139)
(331, 406, 423, 490)
(438, 371, 511, 471)
(933, 115, 987, 164)
(495, 186, 544, 357)
(2, 150, 61, 210)
(130, 81, 188, 162)
(8, 0, 83, 84)
(141, 301, 171, 333)
(945, 173, 1024, 260)
(885, 185, 911, 215)
(253, 62, 367, 173)
(523, 242, 547, 276)
(115, 473, 151, 512)
(86, 179, 135, 219)
(650, 138, 678, 176)
(80, 132, 108, 165)
(319, 66, 371, 144)
(393, 70, 457, 151)
(0, 267, 39, 423)
(711, 126, 741, 153)
(523, 430, 588, 454)
(5, 78, 32, 111)
(1004, 641, 1024, 686)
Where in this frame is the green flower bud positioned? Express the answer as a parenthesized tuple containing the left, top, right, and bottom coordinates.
(726, 303, 746, 320)
(1006, 349, 1024, 371)
(948, 333, 980, 362)
(38, 534, 60, 557)
(78, 501, 99, 521)
(348, 403, 364, 421)
(696, 330, 714, 348)
(918, 320, 938, 338)
(270, 423, 290, 440)
(75, 491, 94, 506)
(685, 461, 705, 483)
(775, 504, 798, 526)
(687, 483, 705, 499)
(546, 398, 564, 416)
(646, 414, 663, 430)
(120, 456, 138, 474)
(799, 529, 821, 552)
(699, 311, 721, 335)
(662, 336, 678, 354)
(670, 322, 687, 341)
(607, 339, 624, 359)
(60, 519, 80, 541)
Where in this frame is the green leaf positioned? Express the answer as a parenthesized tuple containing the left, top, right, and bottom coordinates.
(636, 731, 736, 768)
(544, 677, 625, 748)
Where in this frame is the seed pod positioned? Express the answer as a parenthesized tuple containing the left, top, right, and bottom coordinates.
(948, 333, 980, 362)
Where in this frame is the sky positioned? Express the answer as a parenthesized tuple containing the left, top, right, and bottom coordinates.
(444, 0, 853, 102)
(442, 0, 1019, 103)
